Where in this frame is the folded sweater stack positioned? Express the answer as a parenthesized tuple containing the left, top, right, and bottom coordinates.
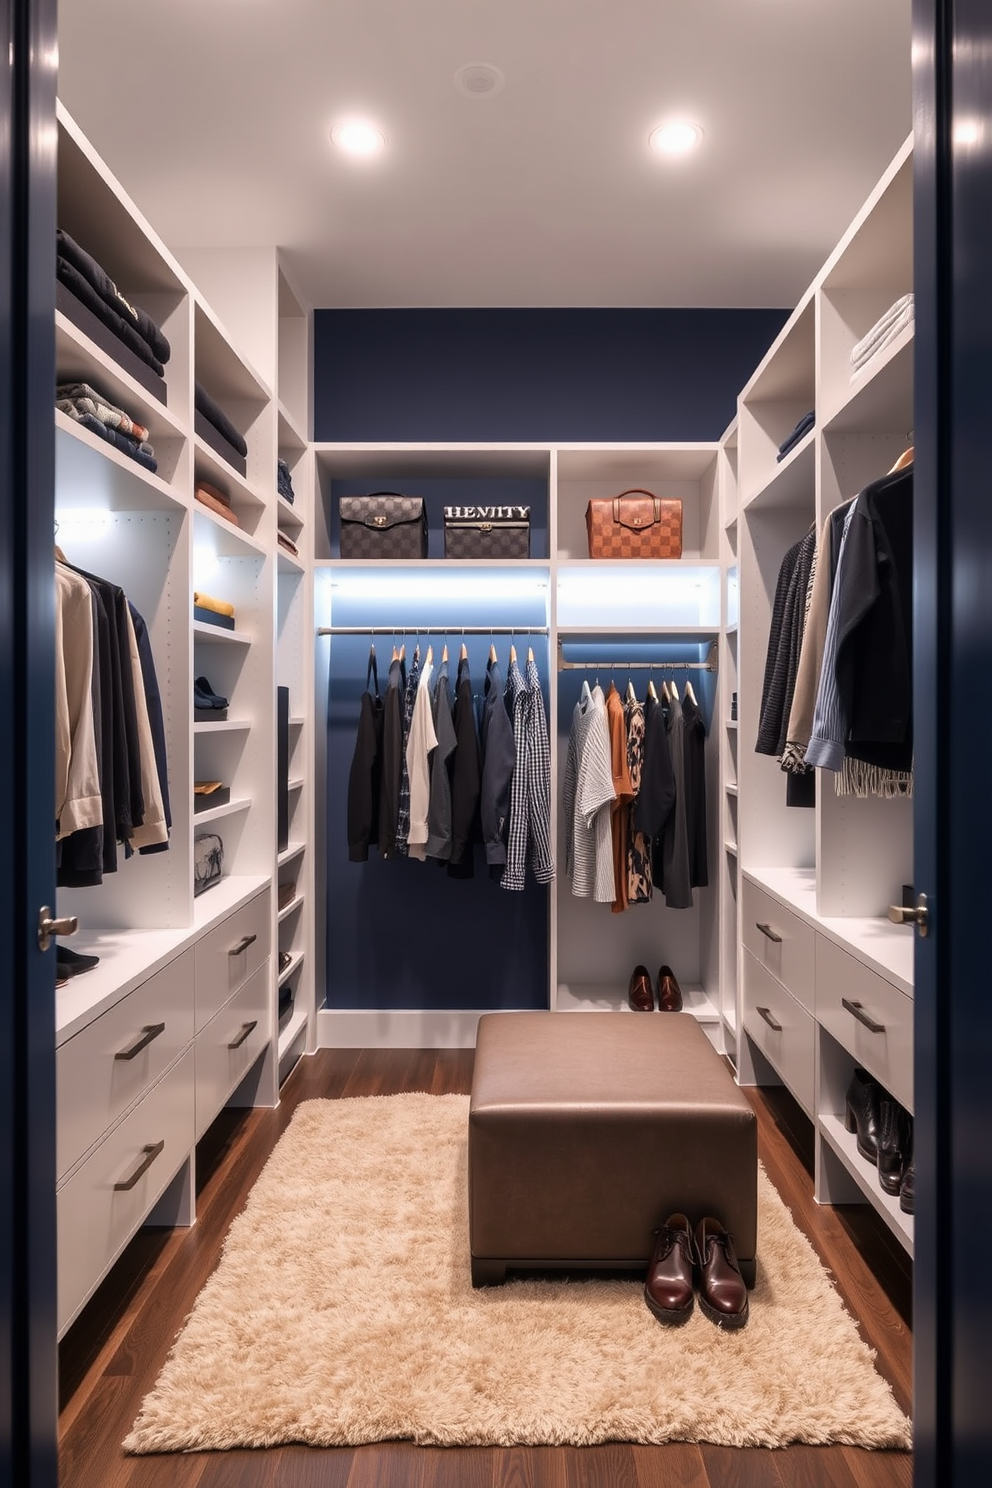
(851, 294, 914, 378)
(56, 229, 171, 380)
(195, 383, 249, 462)
(57, 382, 158, 473)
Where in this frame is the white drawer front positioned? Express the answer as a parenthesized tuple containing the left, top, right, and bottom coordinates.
(56, 950, 194, 1181)
(195, 961, 272, 1141)
(742, 949, 815, 1118)
(193, 889, 271, 1032)
(57, 1048, 194, 1337)
(742, 878, 815, 1013)
(815, 935, 913, 1110)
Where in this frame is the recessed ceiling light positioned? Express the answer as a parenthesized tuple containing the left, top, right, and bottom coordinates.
(649, 120, 704, 157)
(330, 121, 386, 156)
(454, 63, 505, 97)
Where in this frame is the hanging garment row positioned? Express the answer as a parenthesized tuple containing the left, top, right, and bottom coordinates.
(563, 670, 708, 913)
(55, 549, 171, 887)
(757, 446, 914, 800)
(345, 640, 555, 889)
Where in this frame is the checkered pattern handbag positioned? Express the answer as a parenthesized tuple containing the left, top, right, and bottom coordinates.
(443, 505, 530, 559)
(585, 490, 683, 559)
(339, 492, 428, 559)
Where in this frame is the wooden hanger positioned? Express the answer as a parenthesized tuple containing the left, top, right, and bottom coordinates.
(661, 679, 671, 702)
(625, 679, 637, 703)
(425, 644, 433, 667)
(647, 678, 659, 702)
(669, 679, 680, 703)
(888, 444, 914, 474)
(459, 642, 468, 661)
(685, 678, 697, 706)
(398, 643, 406, 662)
(527, 646, 534, 664)
(489, 643, 497, 663)
(509, 643, 517, 664)
(441, 643, 448, 664)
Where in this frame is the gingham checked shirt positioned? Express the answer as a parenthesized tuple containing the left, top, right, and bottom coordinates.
(501, 656, 555, 890)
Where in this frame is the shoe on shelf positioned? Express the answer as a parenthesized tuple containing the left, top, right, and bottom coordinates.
(55, 944, 100, 976)
(194, 675, 229, 709)
(877, 1100, 911, 1197)
(278, 950, 293, 973)
(643, 1213, 695, 1326)
(694, 1216, 750, 1329)
(628, 964, 654, 1011)
(656, 965, 683, 1012)
(899, 1157, 915, 1215)
(844, 1067, 884, 1164)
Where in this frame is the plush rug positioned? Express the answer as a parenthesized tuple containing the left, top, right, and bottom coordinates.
(124, 1093, 911, 1453)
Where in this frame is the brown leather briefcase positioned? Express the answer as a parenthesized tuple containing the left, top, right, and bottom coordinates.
(585, 489, 683, 559)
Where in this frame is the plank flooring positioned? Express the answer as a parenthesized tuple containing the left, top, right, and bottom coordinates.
(58, 1049, 913, 1488)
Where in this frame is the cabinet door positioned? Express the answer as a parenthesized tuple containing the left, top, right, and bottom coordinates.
(193, 890, 271, 1031)
(815, 936, 913, 1110)
(742, 949, 815, 1117)
(194, 961, 272, 1140)
(741, 878, 815, 1013)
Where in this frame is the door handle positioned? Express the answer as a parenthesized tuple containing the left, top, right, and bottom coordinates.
(842, 998, 886, 1034)
(114, 1023, 166, 1061)
(228, 1020, 258, 1050)
(887, 893, 929, 938)
(114, 1140, 165, 1192)
(229, 933, 258, 957)
(38, 905, 79, 953)
(755, 1005, 782, 1032)
(755, 922, 783, 944)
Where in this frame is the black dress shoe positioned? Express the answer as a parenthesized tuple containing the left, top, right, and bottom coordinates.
(55, 944, 100, 976)
(899, 1157, 915, 1214)
(877, 1100, 911, 1196)
(644, 1213, 695, 1326)
(694, 1216, 749, 1329)
(844, 1067, 883, 1163)
(657, 965, 683, 1012)
(628, 964, 654, 1011)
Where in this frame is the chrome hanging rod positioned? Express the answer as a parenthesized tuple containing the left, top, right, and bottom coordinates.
(557, 638, 717, 672)
(317, 624, 549, 637)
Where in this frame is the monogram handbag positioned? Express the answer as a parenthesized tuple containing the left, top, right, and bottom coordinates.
(585, 489, 683, 559)
(338, 492, 428, 559)
(443, 505, 531, 559)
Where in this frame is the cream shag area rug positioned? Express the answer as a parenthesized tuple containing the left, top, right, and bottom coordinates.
(124, 1093, 911, 1453)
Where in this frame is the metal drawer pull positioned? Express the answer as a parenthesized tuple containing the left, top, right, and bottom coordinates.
(114, 1023, 166, 1061)
(755, 922, 783, 944)
(114, 1139, 165, 1191)
(756, 1005, 783, 1032)
(229, 933, 258, 957)
(842, 998, 886, 1034)
(228, 1020, 258, 1050)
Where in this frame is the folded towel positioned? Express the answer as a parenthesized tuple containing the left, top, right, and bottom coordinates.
(193, 591, 236, 618)
(851, 296, 915, 375)
(57, 382, 149, 442)
(57, 257, 166, 378)
(57, 229, 172, 364)
(194, 486, 241, 527)
(776, 409, 815, 462)
(194, 383, 248, 458)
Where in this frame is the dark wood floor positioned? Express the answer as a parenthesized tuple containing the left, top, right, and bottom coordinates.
(58, 1048, 914, 1488)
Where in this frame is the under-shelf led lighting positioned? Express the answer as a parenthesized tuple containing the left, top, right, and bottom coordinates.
(330, 121, 386, 157)
(649, 120, 704, 157)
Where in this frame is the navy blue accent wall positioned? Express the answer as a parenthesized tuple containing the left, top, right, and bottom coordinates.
(314, 308, 789, 443)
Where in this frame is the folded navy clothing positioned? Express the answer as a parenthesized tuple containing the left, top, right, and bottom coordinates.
(66, 407, 158, 473)
(776, 409, 815, 462)
(57, 229, 171, 364)
(195, 383, 248, 459)
(277, 457, 295, 502)
(57, 257, 166, 378)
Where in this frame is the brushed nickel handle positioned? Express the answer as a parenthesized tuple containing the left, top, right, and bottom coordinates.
(756, 1005, 782, 1032)
(38, 906, 79, 953)
(228, 1020, 258, 1050)
(114, 1140, 165, 1192)
(114, 1023, 166, 1061)
(755, 922, 783, 944)
(887, 893, 929, 938)
(842, 998, 886, 1034)
(229, 933, 257, 957)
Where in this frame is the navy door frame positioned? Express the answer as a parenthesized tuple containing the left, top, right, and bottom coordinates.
(0, 0, 58, 1481)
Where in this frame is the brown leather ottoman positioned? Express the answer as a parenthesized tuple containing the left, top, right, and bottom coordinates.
(469, 1011, 757, 1287)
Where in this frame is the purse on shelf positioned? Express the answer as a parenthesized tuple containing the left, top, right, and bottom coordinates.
(338, 492, 428, 559)
(585, 489, 683, 560)
(193, 832, 225, 896)
(443, 505, 531, 559)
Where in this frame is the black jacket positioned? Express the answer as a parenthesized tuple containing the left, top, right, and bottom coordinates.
(347, 656, 384, 862)
(376, 655, 405, 860)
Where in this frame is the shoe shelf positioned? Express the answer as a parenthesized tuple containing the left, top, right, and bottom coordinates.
(555, 981, 719, 1024)
(277, 893, 304, 923)
(193, 719, 251, 734)
(192, 619, 253, 646)
(278, 951, 304, 987)
(818, 1112, 914, 1256)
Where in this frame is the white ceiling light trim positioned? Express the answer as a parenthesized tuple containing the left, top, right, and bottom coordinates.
(454, 62, 506, 97)
(649, 120, 704, 156)
(330, 120, 387, 156)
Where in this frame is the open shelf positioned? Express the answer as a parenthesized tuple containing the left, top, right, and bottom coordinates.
(819, 1112, 914, 1255)
(556, 982, 719, 1024)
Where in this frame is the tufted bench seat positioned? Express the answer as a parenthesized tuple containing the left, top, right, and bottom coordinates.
(469, 1010, 757, 1287)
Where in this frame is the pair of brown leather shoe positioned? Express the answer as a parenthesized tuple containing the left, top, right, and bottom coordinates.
(644, 1213, 750, 1329)
(627, 964, 683, 1012)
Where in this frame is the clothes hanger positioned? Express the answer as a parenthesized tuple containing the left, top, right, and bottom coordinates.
(661, 679, 671, 702)
(527, 645, 534, 664)
(580, 678, 592, 705)
(425, 643, 433, 667)
(54, 518, 67, 564)
(489, 643, 497, 663)
(441, 642, 449, 664)
(685, 677, 697, 706)
(647, 677, 659, 702)
(887, 444, 914, 474)
(509, 643, 517, 664)
(459, 642, 468, 661)
(669, 678, 680, 702)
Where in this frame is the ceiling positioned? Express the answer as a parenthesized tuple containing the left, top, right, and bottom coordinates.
(57, 0, 912, 313)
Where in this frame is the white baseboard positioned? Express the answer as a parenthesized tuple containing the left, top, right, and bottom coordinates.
(317, 1008, 491, 1049)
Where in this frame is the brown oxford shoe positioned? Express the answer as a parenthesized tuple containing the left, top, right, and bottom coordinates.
(694, 1216, 750, 1329)
(644, 1213, 695, 1325)
(657, 964, 683, 1012)
(628, 964, 654, 1011)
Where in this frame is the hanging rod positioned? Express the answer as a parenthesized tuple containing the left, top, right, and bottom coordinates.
(317, 624, 549, 637)
(556, 638, 718, 672)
